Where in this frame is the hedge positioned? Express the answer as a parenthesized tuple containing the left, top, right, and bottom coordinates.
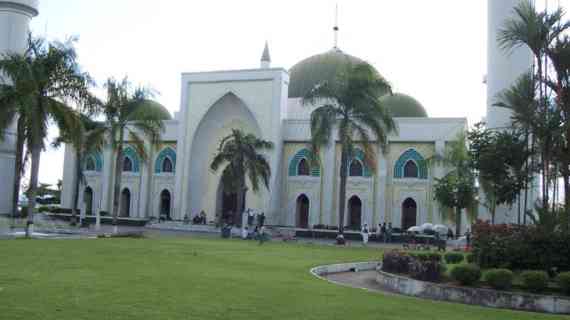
(444, 252, 464, 264)
(471, 220, 570, 272)
(558, 272, 570, 295)
(483, 268, 513, 290)
(520, 270, 549, 293)
(451, 264, 481, 286)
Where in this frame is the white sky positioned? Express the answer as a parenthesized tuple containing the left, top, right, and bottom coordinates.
(28, 0, 567, 186)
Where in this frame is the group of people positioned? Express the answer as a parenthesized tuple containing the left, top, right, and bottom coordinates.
(241, 210, 267, 244)
(359, 222, 394, 246)
(183, 210, 207, 225)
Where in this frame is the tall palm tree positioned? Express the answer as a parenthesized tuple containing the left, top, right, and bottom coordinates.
(99, 78, 166, 231)
(0, 36, 95, 237)
(53, 114, 106, 226)
(302, 62, 395, 243)
(498, 1, 570, 213)
(210, 129, 273, 226)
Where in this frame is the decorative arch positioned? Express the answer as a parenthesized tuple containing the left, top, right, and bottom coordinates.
(288, 148, 320, 177)
(155, 147, 177, 173)
(394, 149, 427, 179)
(84, 152, 103, 172)
(120, 188, 131, 217)
(84, 186, 94, 215)
(402, 197, 417, 230)
(347, 195, 362, 230)
(295, 194, 310, 228)
(122, 146, 141, 173)
(159, 189, 172, 219)
(347, 149, 372, 177)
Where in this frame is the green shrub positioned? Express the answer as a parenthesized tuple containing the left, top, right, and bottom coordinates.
(520, 270, 549, 293)
(466, 253, 475, 263)
(450, 264, 481, 286)
(382, 251, 412, 274)
(557, 272, 570, 295)
(484, 269, 513, 290)
(444, 252, 464, 264)
(38, 206, 50, 213)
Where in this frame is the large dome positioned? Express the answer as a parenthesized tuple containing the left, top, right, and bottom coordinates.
(140, 100, 172, 120)
(288, 48, 383, 98)
(379, 93, 428, 118)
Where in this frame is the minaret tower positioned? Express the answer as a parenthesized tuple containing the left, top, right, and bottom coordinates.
(486, 0, 533, 130)
(0, 0, 39, 214)
(260, 41, 271, 68)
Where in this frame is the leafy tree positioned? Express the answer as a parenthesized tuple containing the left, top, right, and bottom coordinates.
(302, 62, 395, 243)
(432, 133, 477, 236)
(98, 78, 167, 230)
(0, 36, 95, 236)
(210, 129, 273, 225)
(468, 124, 527, 224)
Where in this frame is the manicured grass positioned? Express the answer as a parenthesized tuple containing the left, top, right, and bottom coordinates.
(0, 237, 566, 319)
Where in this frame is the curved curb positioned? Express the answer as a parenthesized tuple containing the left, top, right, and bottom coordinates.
(376, 270, 570, 315)
(309, 261, 381, 291)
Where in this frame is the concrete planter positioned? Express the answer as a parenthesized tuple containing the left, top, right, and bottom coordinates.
(310, 261, 380, 279)
(376, 269, 570, 315)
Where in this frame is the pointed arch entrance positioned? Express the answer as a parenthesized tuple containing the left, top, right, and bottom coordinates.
(160, 189, 171, 220)
(120, 188, 131, 217)
(296, 194, 310, 228)
(347, 196, 362, 230)
(402, 198, 417, 230)
(84, 187, 93, 216)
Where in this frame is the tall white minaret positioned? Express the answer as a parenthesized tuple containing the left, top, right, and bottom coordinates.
(486, 0, 533, 130)
(0, 0, 39, 214)
(260, 41, 271, 68)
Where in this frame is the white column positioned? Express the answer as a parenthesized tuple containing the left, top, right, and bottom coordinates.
(138, 143, 153, 218)
(100, 146, 114, 213)
(375, 151, 388, 226)
(431, 140, 446, 224)
(320, 141, 336, 226)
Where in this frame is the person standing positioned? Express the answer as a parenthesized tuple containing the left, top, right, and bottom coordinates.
(258, 212, 266, 227)
(361, 224, 370, 246)
(381, 222, 387, 243)
(376, 223, 382, 242)
(387, 223, 393, 243)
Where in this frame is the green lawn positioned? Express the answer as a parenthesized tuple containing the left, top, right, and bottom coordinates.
(0, 236, 565, 319)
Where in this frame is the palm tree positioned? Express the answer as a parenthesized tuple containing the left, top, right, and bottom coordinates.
(432, 133, 478, 236)
(0, 36, 95, 237)
(99, 78, 166, 231)
(210, 129, 273, 226)
(53, 114, 106, 226)
(302, 62, 395, 243)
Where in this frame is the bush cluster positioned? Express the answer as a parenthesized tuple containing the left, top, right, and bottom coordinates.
(444, 252, 464, 264)
(471, 220, 570, 272)
(520, 270, 549, 293)
(465, 253, 475, 264)
(450, 264, 481, 286)
(484, 268, 513, 290)
(382, 250, 443, 282)
(558, 272, 570, 295)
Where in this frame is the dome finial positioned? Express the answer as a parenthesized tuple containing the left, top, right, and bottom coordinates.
(260, 41, 271, 68)
(333, 3, 339, 49)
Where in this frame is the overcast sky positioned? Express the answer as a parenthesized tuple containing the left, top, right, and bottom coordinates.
(29, 0, 565, 186)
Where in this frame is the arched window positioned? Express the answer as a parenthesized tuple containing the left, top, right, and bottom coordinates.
(349, 160, 364, 177)
(123, 157, 133, 172)
(85, 157, 96, 171)
(297, 158, 310, 176)
(162, 157, 173, 173)
(403, 160, 419, 178)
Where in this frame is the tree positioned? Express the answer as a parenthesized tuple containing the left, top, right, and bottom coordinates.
(432, 133, 477, 236)
(0, 36, 95, 237)
(468, 124, 527, 224)
(302, 62, 395, 243)
(53, 114, 106, 226)
(210, 129, 273, 225)
(99, 78, 166, 231)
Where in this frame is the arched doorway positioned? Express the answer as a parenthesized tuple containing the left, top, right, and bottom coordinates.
(160, 190, 171, 220)
(296, 194, 310, 228)
(347, 196, 362, 230)
(84, 187, 93, 216)
(402, 198, 417, 230)
(120, 188, 131, 217)
(217, 181, 246, 226)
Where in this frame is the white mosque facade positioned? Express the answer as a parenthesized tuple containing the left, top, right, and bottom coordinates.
(60, 47, 467, 231)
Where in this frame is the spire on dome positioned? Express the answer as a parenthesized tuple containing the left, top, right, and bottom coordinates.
(260, 41, 271, 68)
(333, 4, 339, 49)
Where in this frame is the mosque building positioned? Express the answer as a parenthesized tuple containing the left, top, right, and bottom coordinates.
(0, 0, 534, 230)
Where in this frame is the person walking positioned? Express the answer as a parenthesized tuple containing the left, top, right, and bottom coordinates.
(258, 225, 266, 245)
(361, 224, 370, 246)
